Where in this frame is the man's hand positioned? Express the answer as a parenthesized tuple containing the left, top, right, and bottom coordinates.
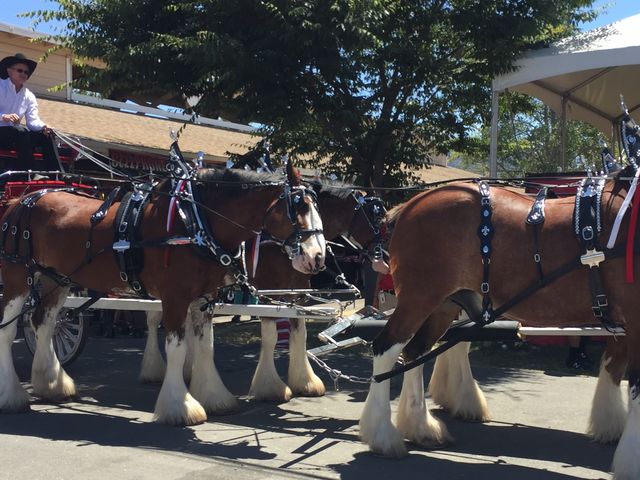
(1, 113, 20, 124)
(41, 125, 52, 135)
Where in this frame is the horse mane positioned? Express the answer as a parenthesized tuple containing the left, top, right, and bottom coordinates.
(187, 168, 284, 200)
(308, 178, 356, 200)
(197, 167, 283, 186)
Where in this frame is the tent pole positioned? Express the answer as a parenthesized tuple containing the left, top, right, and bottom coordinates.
(489, 89, 499, 177)
(561, 97, 567, 167)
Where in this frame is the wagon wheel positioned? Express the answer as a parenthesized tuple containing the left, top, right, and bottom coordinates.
(22, 308, 89, 367)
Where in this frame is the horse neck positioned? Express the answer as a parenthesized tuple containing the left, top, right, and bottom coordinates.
(319, 193, 357, 240)
(201, 185, 282, 249)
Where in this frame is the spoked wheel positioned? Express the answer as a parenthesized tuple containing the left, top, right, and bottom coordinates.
(22, 309, 89, 367)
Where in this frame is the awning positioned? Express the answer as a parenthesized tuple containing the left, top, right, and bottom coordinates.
(489, 14, 640, 175)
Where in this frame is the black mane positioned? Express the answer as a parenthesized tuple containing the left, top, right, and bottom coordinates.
(309, 178, 357, 200)
(197, 167, 284, 186)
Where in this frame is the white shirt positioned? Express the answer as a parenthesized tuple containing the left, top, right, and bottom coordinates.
(0, 77, 46, 131)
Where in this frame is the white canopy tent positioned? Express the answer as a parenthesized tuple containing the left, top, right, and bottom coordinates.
(489, 14, 640, 176)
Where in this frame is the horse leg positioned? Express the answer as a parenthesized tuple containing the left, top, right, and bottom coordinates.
(187, 302, 239, 414)
(359, 298, 440, 457)
(612, 332, 640, 480)
(429, 340, 490, 422)
(588, 337, 627, 444)
(139, 310, 166, 383)
(182, 315, 194, 385)
(288, 318, 325, 397)
(0, 289, 31, 412)
(30, 282, 76, 402)
(395, 303, 458, 449)
(249, 318, 292, 402)
(153, 301, 206, 426)
(428, 339, 453, 408)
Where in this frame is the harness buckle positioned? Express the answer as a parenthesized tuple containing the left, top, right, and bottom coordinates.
(592, 295, 608, 317)
(120, 272, 129, 282)
(23, 230, 30, 240)
(580, 248, 605, 268)
(481, 282, 490, 294)
(113, 240, 131, 252)
(581, 226, 594, 242)
(119, 222, 128, 233)
(481, 197, 491, 207)
(219, 254, 232, 266)
(533, 253, 541, 263)
(132, 281, 142, 291)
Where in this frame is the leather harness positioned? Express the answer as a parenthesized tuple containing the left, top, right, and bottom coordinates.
(473, 176, 624, 331)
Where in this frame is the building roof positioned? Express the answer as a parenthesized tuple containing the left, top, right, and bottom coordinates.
(38, 97, 260, 163)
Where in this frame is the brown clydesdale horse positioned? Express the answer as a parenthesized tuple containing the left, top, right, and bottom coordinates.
(0, 161, 326, 426)
(358, 170, 640, 479)
(139, 181, 387, 410)
(247, 184, 386, 402)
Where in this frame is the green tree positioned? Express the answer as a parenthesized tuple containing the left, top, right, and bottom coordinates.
(455, 92, 608, 176)
(34, 0, 596, 186)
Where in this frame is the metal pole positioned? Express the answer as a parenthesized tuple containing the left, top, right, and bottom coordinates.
(489, 88, 500, 177)
(561, 97, 567, 167)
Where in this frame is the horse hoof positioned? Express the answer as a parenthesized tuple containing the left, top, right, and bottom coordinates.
(204, 399, 242, 416)
(289, 375, 326, 397)
(368, 441, 409, 458)
(250, 385, 293, 403)
(408, 435, 454, 450)
(292, 382, 326, 398)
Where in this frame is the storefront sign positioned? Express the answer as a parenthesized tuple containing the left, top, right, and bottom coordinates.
(109, 149, 167, 171)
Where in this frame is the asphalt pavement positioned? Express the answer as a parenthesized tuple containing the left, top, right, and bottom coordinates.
(0, 329, 619, 480)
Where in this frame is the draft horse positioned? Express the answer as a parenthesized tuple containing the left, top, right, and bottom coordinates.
(139, 181, 387, 409)
(359, 169, 640, 479)
(247, 183, 386, 402)
(0, 152, 326, 426)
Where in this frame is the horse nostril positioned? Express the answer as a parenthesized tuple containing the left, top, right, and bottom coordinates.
(315, 252, 324, 266)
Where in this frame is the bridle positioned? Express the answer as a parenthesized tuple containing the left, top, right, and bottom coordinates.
(263, 184, 324, 259)
(346, 193, 387, 262)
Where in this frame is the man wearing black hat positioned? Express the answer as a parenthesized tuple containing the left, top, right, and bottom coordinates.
(0, 53, 59, 172)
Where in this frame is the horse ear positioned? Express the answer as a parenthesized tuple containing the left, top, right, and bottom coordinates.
(286, 157, 301, 186)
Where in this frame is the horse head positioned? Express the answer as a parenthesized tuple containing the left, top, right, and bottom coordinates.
(262, 159, 326, 274)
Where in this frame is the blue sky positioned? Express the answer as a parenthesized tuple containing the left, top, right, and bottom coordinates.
(1, 0, 640, 34)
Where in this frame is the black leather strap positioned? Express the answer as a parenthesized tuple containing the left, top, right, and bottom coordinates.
(113, 187, 152, 297)
(573, 178, 616, 329)
(476, 181, 494, 325)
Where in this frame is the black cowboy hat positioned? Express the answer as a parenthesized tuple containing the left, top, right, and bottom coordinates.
(0, 53, 38, 80)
